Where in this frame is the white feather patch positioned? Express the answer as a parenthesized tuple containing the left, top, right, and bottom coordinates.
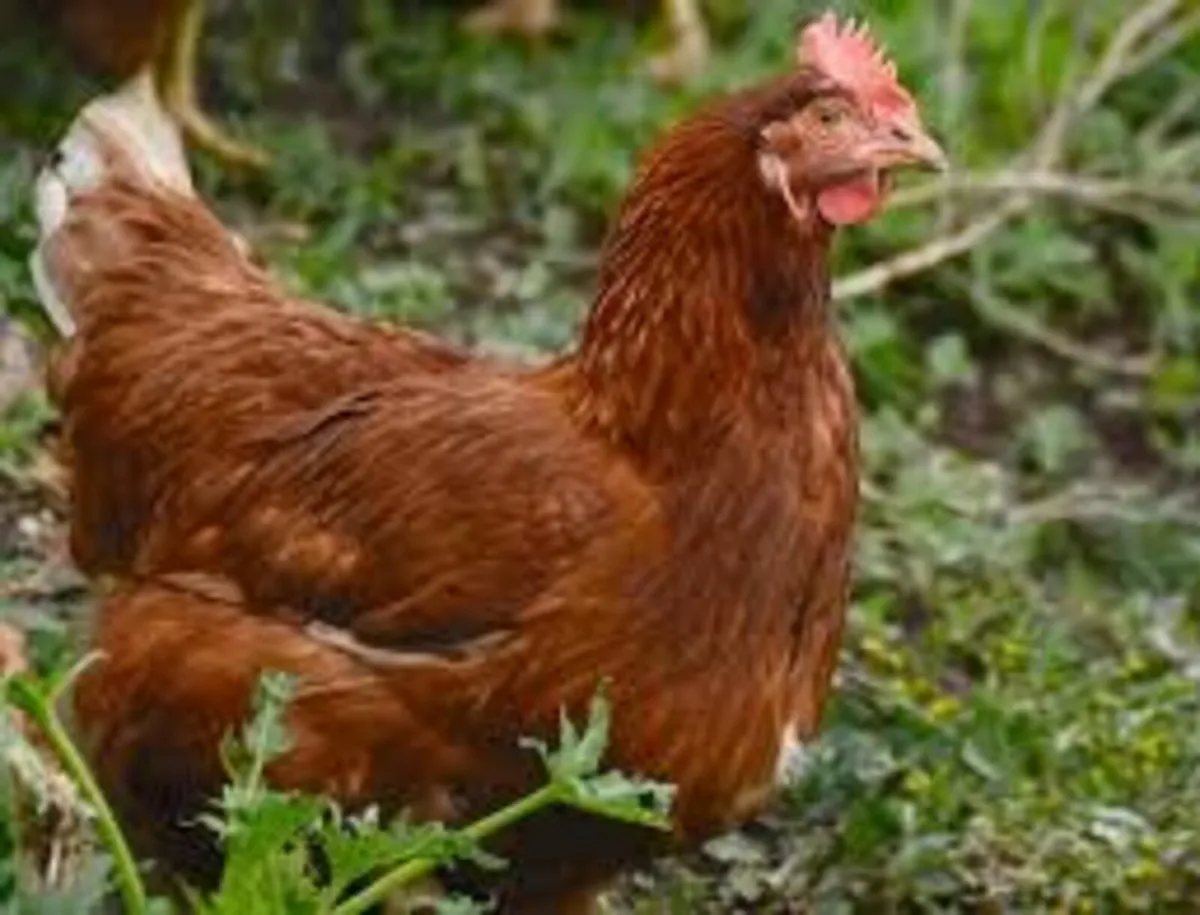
(774, 724, 812, 787)
(28, 67, 196, 339)
(73, 68, 194, 194)
(29, 163, 77, 337)
(32, 166, 69, 241)
(28, 245, 76, 338)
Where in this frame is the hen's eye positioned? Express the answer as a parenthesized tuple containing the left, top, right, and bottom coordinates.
(816, 107, 843, 127)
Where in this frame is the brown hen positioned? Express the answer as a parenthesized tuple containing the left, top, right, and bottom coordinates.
(32, 12, 944, 913)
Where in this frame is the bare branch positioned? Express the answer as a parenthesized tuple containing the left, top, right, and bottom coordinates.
(1138, 83, 1200, 152)
(1119, 6, 1200, 81)
(1031, 0, 1180, 168)
(886, 172, 1200, 212)
(831, 197, 1030, 302)
(970, 289, 1158, 379)
(1153, 136, 1200, 178)
(1007, 481, 1200, 527)
(832, 0, 1192, 303)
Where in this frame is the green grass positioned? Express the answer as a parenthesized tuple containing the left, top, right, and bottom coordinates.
(2, 0, 1200, 911)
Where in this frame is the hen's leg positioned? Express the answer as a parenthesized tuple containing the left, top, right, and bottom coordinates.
(499, 882, 606, 914)
(380, 876, 448, 914)
(155, 0, 268, 170)
(645, 0, 710, 85)
(462, 0, 562, 39)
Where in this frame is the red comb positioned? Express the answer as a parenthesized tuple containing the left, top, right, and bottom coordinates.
(798, 13, 914, 117)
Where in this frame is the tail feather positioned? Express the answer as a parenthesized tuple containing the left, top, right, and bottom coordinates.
(30, 68, 196, 338)
(48, 67, 194, 204)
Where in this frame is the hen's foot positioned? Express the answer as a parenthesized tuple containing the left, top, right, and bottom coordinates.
(157, 0, 268, 170)
(165, 97, 269, 171)
(645, 26, 710, 85)
(462, 0, 561, 39)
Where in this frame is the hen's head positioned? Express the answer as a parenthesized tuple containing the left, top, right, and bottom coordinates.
(754, 12, 945, 227)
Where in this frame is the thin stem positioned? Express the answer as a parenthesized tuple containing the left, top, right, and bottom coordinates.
(331, 783, 564, 915)
(9, 679, 148, 915)
(242, 708, 273, 802)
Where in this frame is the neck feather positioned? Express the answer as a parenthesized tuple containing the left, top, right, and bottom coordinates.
(561, 112, 835, 467)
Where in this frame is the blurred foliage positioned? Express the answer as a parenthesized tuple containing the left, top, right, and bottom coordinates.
(0, 660, 667, 915)
(0, 0, 1198, 911)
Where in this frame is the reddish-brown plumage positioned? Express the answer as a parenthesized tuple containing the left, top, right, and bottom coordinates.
(53, 0, 188, 77)
(42, 23, 943, 908)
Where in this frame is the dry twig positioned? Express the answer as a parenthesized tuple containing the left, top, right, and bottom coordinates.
(970, 288, 1158, 379)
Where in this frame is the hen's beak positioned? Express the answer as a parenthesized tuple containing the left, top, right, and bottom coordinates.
(864, 123, 948, 173)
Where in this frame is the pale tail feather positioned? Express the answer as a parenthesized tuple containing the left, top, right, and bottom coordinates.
(29, 68, 196, 338)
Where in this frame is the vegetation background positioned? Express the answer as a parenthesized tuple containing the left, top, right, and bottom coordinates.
(0, 0, 1198, 911)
